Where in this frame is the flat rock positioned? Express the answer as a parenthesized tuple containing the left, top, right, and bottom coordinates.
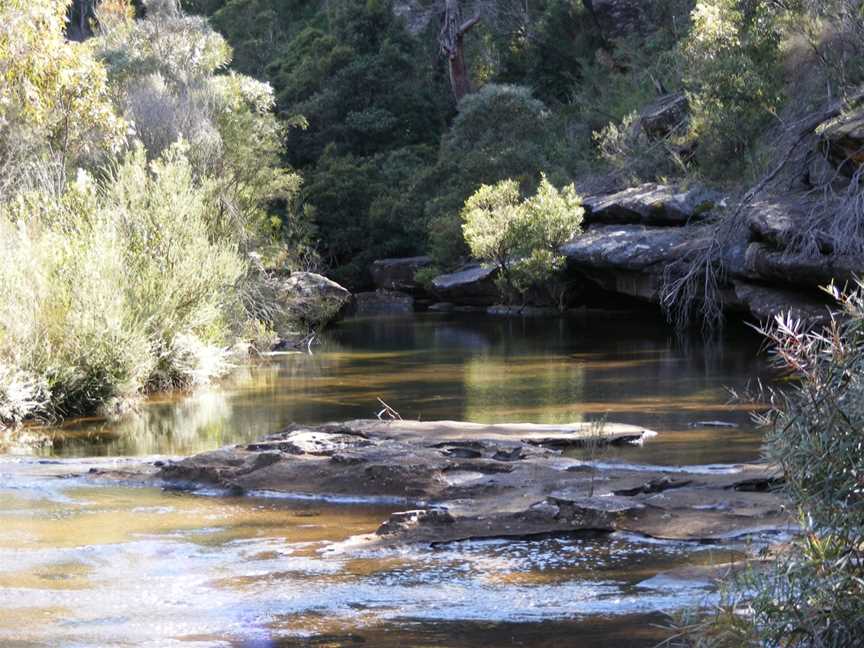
(562, 225, 712, 271)
(90, 420, 792, 551)
(583, 184, 719, 226)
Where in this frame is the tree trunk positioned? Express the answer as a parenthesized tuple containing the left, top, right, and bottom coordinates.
(439, 0, 480, 103)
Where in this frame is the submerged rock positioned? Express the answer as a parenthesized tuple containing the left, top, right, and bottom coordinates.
(91, 419, 791, 550)
(352, 290, 415, 316)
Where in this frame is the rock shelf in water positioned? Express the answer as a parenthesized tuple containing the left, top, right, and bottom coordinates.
(91, 419, 792, 549)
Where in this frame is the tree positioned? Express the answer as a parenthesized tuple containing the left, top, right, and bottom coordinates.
(461, 174, 583, 305)
(0, 0, 125, 196)
(439, 0, 481, 101)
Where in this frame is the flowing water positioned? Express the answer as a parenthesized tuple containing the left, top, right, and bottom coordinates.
(0, 310, 772, 647)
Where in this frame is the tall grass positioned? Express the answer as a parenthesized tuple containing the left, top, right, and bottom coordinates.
(0, 143, 246, 426)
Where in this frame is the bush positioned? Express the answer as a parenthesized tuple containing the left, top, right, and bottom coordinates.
(687, 283, 864, 645)
(461, 174, 583, 306)
(428, 84, 570, 268)
(682, 0, 785, 174)
(0, 144, 246, 424)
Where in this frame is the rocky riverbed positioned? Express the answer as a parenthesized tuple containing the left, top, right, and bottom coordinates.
(88, 419, 792, 551)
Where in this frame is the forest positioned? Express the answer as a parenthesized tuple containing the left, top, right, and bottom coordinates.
(1, 0, 864, 645)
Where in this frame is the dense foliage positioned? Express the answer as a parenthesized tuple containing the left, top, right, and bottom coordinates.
(461, 175, 583, 306)
(0, 0, 304, 426)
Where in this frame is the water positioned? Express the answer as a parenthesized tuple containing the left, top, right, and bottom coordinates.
(0, 310, 770, 646)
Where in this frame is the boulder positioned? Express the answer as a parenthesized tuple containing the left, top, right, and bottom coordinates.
(732, 281, 831, 324)
(743, 243, 860, 288)
(820, 111, 864, 176)
(279, 272, 353, 327)
(583, 184, 720, 226)
(430, 263, 499, 306)
(370, 256, 433, 293)
(562, 224, 714, 302)
(352, 290, 415, 316)
(637, 92, 688, 140)
(562, 224, 712, 272)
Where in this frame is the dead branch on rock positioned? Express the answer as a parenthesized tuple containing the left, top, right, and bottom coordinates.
(376, 398, 403, 421)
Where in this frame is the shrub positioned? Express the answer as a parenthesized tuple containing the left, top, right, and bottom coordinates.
(428, 84, 570, 268)
(687, 283, 864, 645)
(461, 174, 583, 306)
(682, 0, 785, 174)
(0, 144, 246, 424)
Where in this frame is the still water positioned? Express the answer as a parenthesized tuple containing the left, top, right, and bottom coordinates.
(0, 310, 770, 646)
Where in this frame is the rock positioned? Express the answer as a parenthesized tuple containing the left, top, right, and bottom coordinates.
(584, 0, 651, 39)
(428, 302, 455, 313)
(732, 281, 831, 324)
(430, 263, 499, 306)
(820, 111, 864, 176)
(352, 290, 415, 316)
(279, 272, 353, 327)
(744, 243, 860, 288)
(92, 419, 792, 549)
(486, 305, 561, 317)
(561, 224, 713, 302)
(583, 184, 720, 226)
(637, 92, 688, 140)
(370, 256, 433, 293)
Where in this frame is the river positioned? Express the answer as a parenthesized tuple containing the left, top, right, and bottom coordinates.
(0, 310, 771, 647)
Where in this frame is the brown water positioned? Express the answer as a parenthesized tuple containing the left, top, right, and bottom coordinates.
(0, 311, 771, 646)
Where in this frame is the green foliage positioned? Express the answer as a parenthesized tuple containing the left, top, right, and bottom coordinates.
(682, 0, 785, 173)
(429, 84, 570, 268)
(0, 0, 125, 195)
(461, 175, 583, 305)
(688, 285, 864, 645)
(93, 0, 303, 246)
(0, 144, 246, 424)
(493, 0, 602, 104)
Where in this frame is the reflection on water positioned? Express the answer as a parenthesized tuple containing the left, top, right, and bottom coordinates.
(14, 310, 770, 466)
(0, 311, 772, 646)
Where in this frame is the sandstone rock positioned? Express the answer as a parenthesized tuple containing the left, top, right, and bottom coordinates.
(94, 418, 791, 549)
(353, 290, 415, 316)
(561, 224, 714, 302)
(486, 305, 561, 317)
(583, 184, 720, 226)
(732, 281, 831, 324)
(820, 111, 864, 176)
(430, 263, 499, 306)
(637, 92, 688, 140)
(370, 256, 433, 293)
(279, 272, 353, 327)
(744, 243, 860, 288)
